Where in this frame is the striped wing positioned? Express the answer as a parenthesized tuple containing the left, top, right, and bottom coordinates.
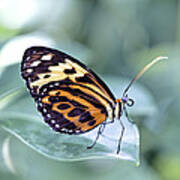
(21, 46, 116, 134)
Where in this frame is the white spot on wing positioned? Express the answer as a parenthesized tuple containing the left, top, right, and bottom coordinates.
(51, 120, 56, 124)
(41, 54, 53, 61)
(26, 69, 33, 73)
(30, 60, 41, 67)
(47, 114, 51, 118)
(39, 103, 42, 107)
(55, 124, 60, 128)
(61, 128, 68, 132)
(55, 82, 59, 86)
(26, 56, 30, 60)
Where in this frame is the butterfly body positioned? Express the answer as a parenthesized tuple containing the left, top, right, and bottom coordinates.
(21, 46, 124, 135)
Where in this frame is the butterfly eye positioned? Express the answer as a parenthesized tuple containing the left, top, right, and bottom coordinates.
(122, 96, 128, 103)
(122, 96, 134, 107)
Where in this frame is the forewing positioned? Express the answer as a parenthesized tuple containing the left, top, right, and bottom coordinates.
(21, 46, 115, 104)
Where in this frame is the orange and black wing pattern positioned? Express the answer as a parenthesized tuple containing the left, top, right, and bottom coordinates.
(21, 46, 116, 134)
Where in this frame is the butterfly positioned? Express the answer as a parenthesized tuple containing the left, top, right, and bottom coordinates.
(21, 46, 167, 153)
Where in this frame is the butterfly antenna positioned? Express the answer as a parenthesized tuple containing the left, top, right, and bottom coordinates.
(123, 56, 168, 97)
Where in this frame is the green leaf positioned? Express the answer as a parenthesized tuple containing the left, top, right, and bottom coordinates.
(0, 109, 139, 163)
(0, 114, 110, 161)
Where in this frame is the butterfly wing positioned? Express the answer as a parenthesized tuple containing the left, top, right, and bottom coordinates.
(21, 46, 116, 134)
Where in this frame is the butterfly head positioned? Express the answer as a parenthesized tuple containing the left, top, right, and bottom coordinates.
(115, 95, 134, 119)
(121, 95, 134, 107)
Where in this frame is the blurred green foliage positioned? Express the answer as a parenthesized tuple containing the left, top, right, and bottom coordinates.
(0, 0, 180, 180)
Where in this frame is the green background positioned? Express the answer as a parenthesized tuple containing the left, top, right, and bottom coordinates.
(0, 0, 179, 180)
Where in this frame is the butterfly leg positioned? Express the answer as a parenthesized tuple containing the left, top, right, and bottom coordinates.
(102, 119, 114, 125)
(87, 123, 106, 149)
(123, 106, 135, 124)
(116, 118, 125, 154)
